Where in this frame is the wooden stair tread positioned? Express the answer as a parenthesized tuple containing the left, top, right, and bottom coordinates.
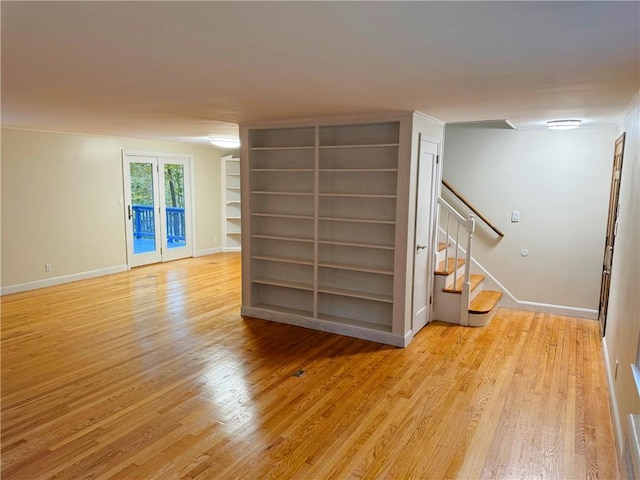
(438, 242, 448, 252)
(469, 290, 503, 314)
(443, 274, 484, 294)
(435, 258, 465, 276)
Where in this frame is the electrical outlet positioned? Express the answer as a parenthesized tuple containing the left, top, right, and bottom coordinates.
(45, 263, 52, 273)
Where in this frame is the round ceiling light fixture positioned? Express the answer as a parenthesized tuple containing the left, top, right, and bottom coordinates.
(546, 120, 582, 130)
(209, 136, 240, 148)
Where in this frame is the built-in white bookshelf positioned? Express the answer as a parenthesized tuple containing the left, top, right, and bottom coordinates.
(222, 155, 241, 252)
(240, 113, 443, 347)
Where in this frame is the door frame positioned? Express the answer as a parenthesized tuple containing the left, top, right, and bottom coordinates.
(598, 132, 626, 336)
(412, 134, 441, 334)
(122, 150, 196, 269)
(123, 154, 163, 266)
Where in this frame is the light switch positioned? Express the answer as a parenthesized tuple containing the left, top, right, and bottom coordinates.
(511, 210, 520, 223)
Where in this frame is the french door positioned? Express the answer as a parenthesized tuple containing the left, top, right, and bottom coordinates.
(123, 152, 193, 268)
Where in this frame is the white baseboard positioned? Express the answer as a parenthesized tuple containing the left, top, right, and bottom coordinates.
(402, 329, 414, 347)
(505, 301, 598, 319)
(1, 265, 128, 296)
(603, 337, 624, 465)
(194, 247, 223, 257)
(222, 247, 241, 253)
(241, 306, 407, 347)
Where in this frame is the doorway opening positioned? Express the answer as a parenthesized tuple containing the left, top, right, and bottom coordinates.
(123, 151, 194, 268)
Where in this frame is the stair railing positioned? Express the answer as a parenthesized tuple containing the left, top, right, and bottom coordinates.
(438, 197, 476, 326)
(442, 180, 504, 237)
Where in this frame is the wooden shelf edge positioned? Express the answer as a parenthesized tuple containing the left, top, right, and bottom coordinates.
(317, 286, 393, 303)
(318, 143, 400, 149)
(253, 255, 314, 266)
(318, 262, 393, 275)
(318, 193, 396, 199)
(252, 213, 314, 220)
(252, 234, 314, 243)
(252, 191, 314, 196)
(250, 146, 315, 151)
(318, 216, 395, 225)
(317, 240, 394, 250)
(319, 168, 398, 172)
(252, 278, 313, 291)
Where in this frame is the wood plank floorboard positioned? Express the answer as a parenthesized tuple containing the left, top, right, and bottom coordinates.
(1, 253, 619, 479)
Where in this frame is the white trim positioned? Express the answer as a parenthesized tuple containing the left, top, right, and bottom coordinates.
(402, 329, 414, 347)
(515, 123, 619, 132)
(189, 154, 197, 258)
(1, 265, 128, 296)
(122, 149, 193, 161)
(413, 110, 446, 126)
(194, 247, 223, 257)
(222, 247, 241, 253)
(243, 111, 415, 129)
(502, 303, 597, 319)
(603, 337, 624, 466)
(445, 119, 517, 130)
(241, 306, 407, 347)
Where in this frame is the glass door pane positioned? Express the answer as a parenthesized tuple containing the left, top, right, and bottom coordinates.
(130, 162, 157, 254)
(164, 163, 186, 249)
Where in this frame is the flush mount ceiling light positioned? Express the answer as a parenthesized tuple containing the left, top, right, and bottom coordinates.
(547, 120, 582, 130)
(209, 136, 240, 148)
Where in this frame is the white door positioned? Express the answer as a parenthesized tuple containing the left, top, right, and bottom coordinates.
(123, 153, 193, 268)
(412, 136, 440, 333)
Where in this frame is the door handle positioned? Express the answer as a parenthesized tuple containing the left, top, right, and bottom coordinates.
(128, 205, 133, 220)
(416, 244, 427, 251)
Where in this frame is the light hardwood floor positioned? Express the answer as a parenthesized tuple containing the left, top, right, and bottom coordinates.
(1, 253, 619, 479)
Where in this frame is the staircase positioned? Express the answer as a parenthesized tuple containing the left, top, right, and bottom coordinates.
(432, 242, 502, 326)
(431, 198, 503, 327)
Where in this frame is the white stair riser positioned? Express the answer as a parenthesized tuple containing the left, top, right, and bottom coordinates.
(434, 236, 502, 327)
(436, 277, 485, 302)
(433, 289, 462, 324)
(437, 262, 468, 290)
(432, 275, 485, 325)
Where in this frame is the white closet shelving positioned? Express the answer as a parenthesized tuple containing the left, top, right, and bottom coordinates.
(245, 127, 316, 317)
(240, 113, 443, 347)
(316, 122, 399, 332)
(222, 155, 241, 252)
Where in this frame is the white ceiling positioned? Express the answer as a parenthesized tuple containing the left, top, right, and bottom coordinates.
(2, 1, 639, 145)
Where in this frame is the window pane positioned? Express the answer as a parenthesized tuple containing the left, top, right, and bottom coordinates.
(130, 162, 156, 254)
(164, 164, 186, 249)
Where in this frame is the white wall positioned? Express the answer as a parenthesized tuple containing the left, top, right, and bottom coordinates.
(443, 125, 617, 310)
(1, 128, 236, 291)
(602, 95, 640, 460)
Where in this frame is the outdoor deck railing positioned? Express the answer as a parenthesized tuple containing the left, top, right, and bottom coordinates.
(132, 205, 186, 243)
